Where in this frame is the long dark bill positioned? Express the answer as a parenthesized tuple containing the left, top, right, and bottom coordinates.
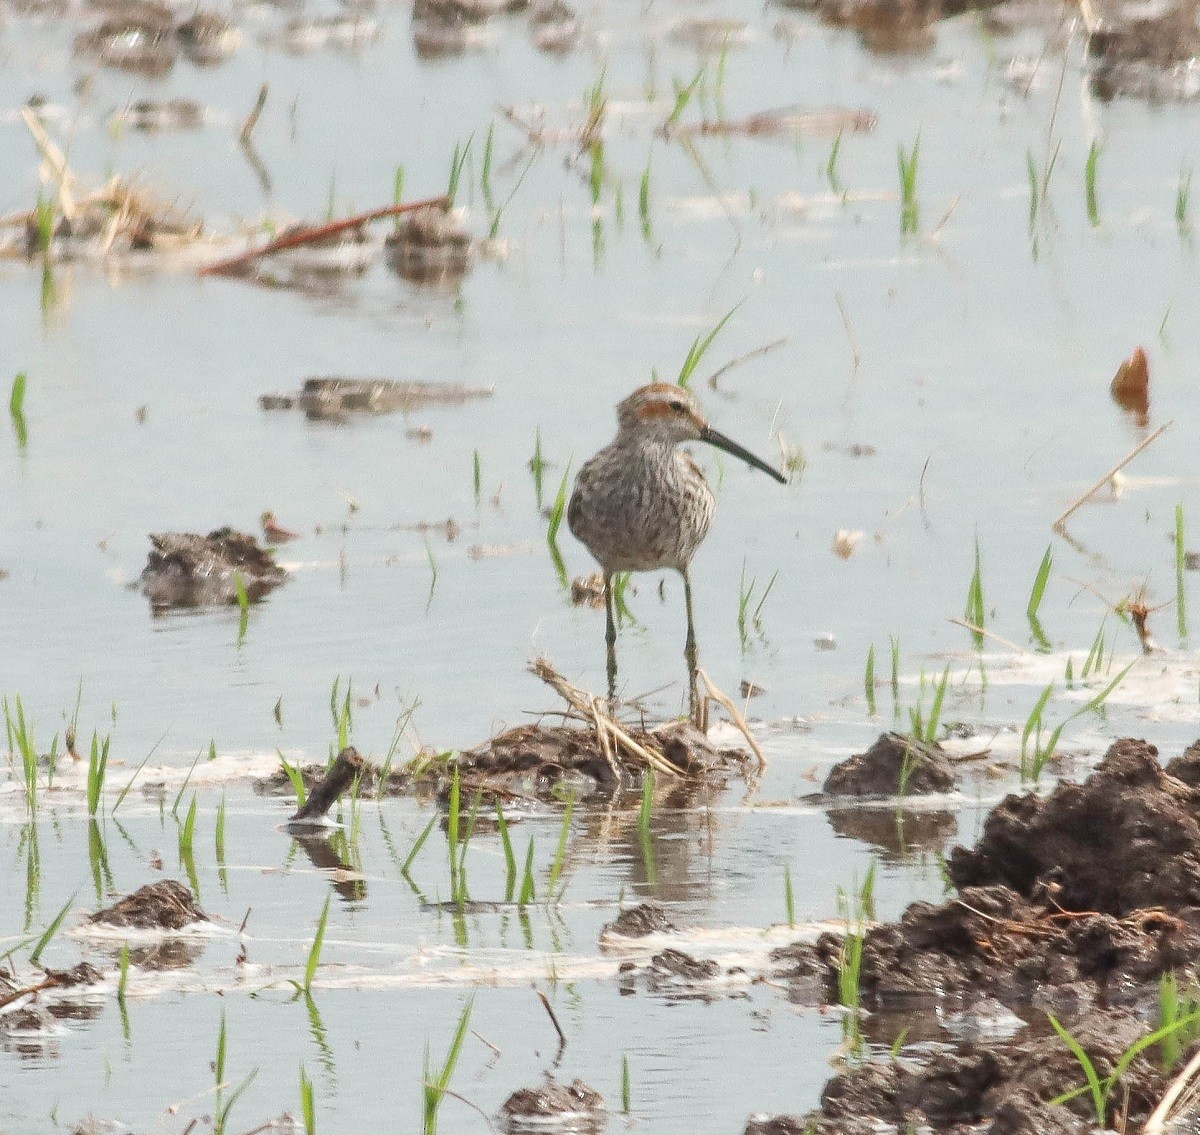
(701, 427, 787, 484)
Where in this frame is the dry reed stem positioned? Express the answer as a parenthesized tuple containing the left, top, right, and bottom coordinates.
(1144, 1042, 1200, 1134)
(946, 617, 1028, 654)
(529, 658, 685, 777)
(696, 667, 766, 773)
(198, 195, 450, 277)
(1052, 422, 1172, 532)
(21, 108, 77, 220)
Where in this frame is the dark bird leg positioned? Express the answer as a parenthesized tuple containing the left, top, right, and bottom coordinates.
(604, 573, 618, 704)
(682, 566, 700, 724)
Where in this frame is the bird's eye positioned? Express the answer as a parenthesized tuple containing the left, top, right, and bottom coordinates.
(668, 399, 685, 412)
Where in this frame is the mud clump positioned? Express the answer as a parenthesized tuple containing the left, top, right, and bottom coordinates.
(91, 880, 208, 930)
(823, 732, 956, 796)
(947, 738, 1200, 913)
(768, 737, 1200, 1134)
(601, 901, 678, 939)
(451, 719, 743, 799)
(1088, 2, 1200, 101)
(500, 1077, 604, 1130)
(259, 376, 493, 420)
(140, 528, 286, 610)
(385, 205, 472, 283)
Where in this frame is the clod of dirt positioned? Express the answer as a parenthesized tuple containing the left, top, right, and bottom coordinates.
(812, 0, 1002, 53)
(74, 2, 177, 75)
(175, 10, 240, 64)
(449, 718, 744, 799)
(500, 1078, 604, 1128)
(823, 732, 956, 796)
(259, 376, 493, 420)
(649, 948, 720, 981)
(569, 572, 605, 607)
(384, 205, 472, 284)
(601, 901, 678, 939)
(43, 963, 105, 987)
(90, 880, 208, 930)
(776, 1007, 1166, 1134)
(947, 738, 1200, 914)
(140, 528, 286, 610)
(1088, 2, 1200, 100)
(530, 0, 579, 51)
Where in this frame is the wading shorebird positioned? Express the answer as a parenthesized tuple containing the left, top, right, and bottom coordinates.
(568, 382, 786, 716)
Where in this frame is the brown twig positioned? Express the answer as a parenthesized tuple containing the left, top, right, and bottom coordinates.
(695, 667, 766, 773)
(534, 986, 567, 1051)
(239, 84, 268, 146)
(946, 617, 1027, 654)
(706, 336, 788, 390)
(1052, 422, 1172, 532)
(199, 195, 450, 277)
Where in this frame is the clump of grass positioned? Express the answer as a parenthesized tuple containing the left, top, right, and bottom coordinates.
(518, 836, 537, 907)
(964, 537, 986, 646)
(827, 129, 844, 193)
(546, 791, 575, 899)
(393, 165, 405, 206)
(402, 812, 439, 878)
(663, 67, 704, 134)
(446, 138, 472, 208)
(423, 997, 473, 1135)
(835, 863, 876, 1054)
(1026, 148, 1039, 229)
(864, 645, 877, 716)
(1027, 545, 1053, 651)
(529, 429, 546, 509)
(300, 1064, 316, 1135)
(546, 464, 572, 588)
(6, 696, 39, 814)
(86, 732, 110, 817)
(1020, 662, 1133, 781)
(783, 865, 795, 928)
(234, 571, 249, 644)
(736, 561, 779, 650)
(10, 372, 28, 447)
(908, 664, 950, 746)
(1084, 140, 1102, 227)
(897, 134, 920, 235)
(481, 122, 495, 209)
(1158, 971, 1200, 1070)
(291, 893, 332, 997)
(621, 1055, 631, 1113)
(29, 890, 75, 965)
(1177, 166, 1193, 233)
(472, 450, 482, 505)
(1048, 1007, 1200, 1126)
(678, 305, 739, 389)
(496, 802, 517, 902)
(280, 752, 308, 808)
(639, 158, 653, 240)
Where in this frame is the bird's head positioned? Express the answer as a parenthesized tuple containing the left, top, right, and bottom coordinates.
(616, 382, 786, 484)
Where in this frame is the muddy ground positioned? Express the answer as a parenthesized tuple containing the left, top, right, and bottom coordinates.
(760, 737, 1200, 1134)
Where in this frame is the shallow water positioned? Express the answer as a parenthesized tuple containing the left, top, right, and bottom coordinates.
(3, 0, 1200, 1127)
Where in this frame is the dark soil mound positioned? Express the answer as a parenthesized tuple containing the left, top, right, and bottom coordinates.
(501, 1078, 604, 1131)
(948, 738, 1200, 914)
(91, 880, 208, 930)
(601, 902, 678, 939)
(772, 1008, 1163, 1135)
(823, 732, 956, 796)
(141, 528, 286, 610)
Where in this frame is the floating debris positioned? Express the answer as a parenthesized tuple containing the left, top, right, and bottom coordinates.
(90, 880, 208, 930)
(261, 510, 300, 543)
(692, 106, 876, 139)
(569, 572, 606, 608)
(140, 528, 287, 610)
(830, 529, 863, 560)
(259, 377, 494, 420)
(74, 1, 177, 75)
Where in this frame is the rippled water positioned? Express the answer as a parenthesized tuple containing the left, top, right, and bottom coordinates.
(3, 0, 1200, 1127)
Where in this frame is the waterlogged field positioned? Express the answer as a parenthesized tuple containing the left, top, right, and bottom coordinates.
(5, 0, 1200, 1127)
